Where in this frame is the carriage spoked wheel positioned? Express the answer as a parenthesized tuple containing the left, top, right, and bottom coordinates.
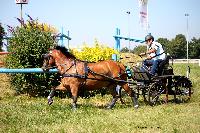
(147, 81, 166, 106)
(174, 77, 192, 103)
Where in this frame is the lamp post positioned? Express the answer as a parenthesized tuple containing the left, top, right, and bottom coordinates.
(185, 13, 189, 78)
(126, 11, 131, 52)
(15, 0, 29, 26)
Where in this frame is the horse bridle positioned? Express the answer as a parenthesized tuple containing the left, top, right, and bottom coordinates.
(43, 53, 77, 72)
(43, 53, 57, 70)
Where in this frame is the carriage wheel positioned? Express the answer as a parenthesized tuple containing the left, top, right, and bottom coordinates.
(174, 77, 192, 103)
(147, 81, 165, 106)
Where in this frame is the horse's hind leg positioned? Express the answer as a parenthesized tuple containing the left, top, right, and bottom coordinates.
(122, 83, 139, 109)
(107, 96, 118, 109)
(107, 86, 119, 109)
(116, 85, 125, 104)
(72, 96, 78, 110)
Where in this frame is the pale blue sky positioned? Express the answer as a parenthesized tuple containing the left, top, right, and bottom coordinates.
(1, 0, 200, 49)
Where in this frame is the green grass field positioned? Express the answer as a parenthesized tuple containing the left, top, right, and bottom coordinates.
(0, 64, 200, 133)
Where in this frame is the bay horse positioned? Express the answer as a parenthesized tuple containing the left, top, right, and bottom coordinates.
(42, 46, 138, 109)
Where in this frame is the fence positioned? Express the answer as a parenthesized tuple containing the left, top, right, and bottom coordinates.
(169, 59, 200, 66)
(0, 52, 58, 73)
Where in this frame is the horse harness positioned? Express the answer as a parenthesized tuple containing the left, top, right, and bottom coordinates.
(55, 59, 133, 84)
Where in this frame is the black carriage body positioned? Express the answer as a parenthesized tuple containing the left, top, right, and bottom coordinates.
(127, 55, 192, 106)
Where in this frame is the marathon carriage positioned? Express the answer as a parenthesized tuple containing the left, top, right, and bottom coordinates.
(126, 55, 193, 106)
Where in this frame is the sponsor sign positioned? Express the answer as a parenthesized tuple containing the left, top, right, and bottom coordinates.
(15, 0, 29, 4)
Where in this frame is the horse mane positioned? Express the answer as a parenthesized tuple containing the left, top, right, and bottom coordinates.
(54, 46, 76, 59)
(54, 45, 96, 63)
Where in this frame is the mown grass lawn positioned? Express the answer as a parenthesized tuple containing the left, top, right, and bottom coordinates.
(0, 63, 200, 133)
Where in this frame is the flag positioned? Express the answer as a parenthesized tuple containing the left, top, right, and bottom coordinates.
(138, 0, 149, 30)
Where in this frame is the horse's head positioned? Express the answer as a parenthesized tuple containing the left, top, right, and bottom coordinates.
(42, 46, 75, 72)
(42, 50, 56, 72)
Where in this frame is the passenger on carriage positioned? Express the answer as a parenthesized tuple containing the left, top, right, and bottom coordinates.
(139, 34, 166, 76)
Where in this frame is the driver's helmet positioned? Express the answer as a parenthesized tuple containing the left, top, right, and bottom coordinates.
(145, 34, 154, 41)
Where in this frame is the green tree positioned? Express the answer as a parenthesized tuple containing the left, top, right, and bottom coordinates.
(189, 37, 200, 59)
(5, 18, 58, 96)
(157, 38, 171, 54)
(133, 45, 146, 55)
(0, 23, 5, 51)
(170, 34, 187, 58)
(120, 47, 129, 53)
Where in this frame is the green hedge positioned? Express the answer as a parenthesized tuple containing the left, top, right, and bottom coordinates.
(5, 19, 59, 96)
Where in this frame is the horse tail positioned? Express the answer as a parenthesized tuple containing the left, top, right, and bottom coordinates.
(117, 62, 127, 79)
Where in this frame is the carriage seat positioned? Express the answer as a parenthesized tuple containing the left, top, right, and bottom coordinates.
(157, 55, 173, 75)
(141, 55, 171, 75)
(158, 55, 170, 69)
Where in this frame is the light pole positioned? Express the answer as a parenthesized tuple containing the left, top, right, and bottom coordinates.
(185, 13, 189, 78)
(185, 14, 189, 63)
(126, 11, 131, 52)
(15, 0, 29, 27)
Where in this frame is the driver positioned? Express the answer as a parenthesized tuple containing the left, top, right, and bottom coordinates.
(139, 34, 166, 76)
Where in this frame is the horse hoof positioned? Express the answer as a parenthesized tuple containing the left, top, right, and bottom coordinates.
(107, 105, 113, 109)
(72, 104, 77, 110)
(72, 107, 77, 111)
(48, 98, 53, 105)
(134, 105, 139, 109)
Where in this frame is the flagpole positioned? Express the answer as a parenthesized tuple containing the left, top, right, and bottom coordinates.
(185, 13, 189, 78)
(146, 0, 149, 34)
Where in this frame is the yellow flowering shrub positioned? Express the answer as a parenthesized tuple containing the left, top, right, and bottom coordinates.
(72, 40, 119, 62)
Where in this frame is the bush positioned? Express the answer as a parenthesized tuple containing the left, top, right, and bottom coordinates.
(5, 18, 59, 96)
(72, 39, 119, 62)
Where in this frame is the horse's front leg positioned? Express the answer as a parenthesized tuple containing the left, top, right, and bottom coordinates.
(70, 85, 79, 110)
(47, 88, 55, 105)
(47, 83, 66, 105)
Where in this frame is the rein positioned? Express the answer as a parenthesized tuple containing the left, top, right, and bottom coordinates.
(87, 69, 136, 84)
